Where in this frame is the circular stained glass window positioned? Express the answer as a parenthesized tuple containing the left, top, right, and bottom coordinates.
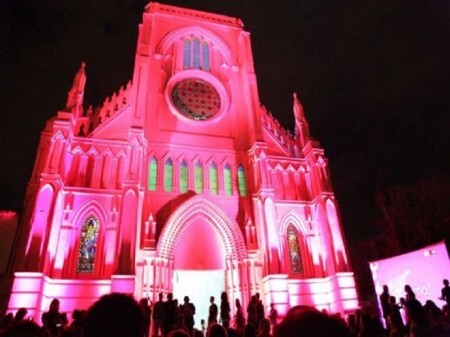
(171, 79, 221, 120)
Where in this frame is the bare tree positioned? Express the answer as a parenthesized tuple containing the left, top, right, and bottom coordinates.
(372, 172, 450, 258)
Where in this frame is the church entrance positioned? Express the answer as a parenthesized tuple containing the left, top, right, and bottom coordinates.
(153, 196, 251, 321)
(171, 216, 227, 329)
(173, 270, 225, 329)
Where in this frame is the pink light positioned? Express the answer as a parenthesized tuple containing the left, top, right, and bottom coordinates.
(370, 241, 449, 308)
(0, 210, 18, 220)
(173, 218, 225, 269)
(336, 273, 356, 288)
(6, 2, 359, 319)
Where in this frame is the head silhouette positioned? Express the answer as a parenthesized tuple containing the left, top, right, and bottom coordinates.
(84, 293, 145, 337)
(273, 306, 352, 337)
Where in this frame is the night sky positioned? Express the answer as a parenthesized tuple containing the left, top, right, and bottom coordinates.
(1, 0, 449, 243)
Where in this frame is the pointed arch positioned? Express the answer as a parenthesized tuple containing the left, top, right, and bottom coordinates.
(209, 162, 218, 195)
(76, 216, 100, 273)
(148, 157, 158, 191)
(279, 211, 312, 276)
(194, 161, 203, 193)
(279, 211, 309, 235)
(315, 202, 334, 274)
(223, 163, 232, 195)
(237, 165, 247, 197)
(286, 224, 303, 273)
(25, 184, 56, 270)
(73, 200, 108, 232)
(180, 159, 188, 193)
(164, 158, 174, 192)
(69, 200, 109, 276)
(325, 199, 348, 267)
(51, 130, 67, 142)
(157, 25, 235, 65)
(157, 196, 247, 260)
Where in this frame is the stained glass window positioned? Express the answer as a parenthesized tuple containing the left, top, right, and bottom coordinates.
(193, 38, 200, 69)
(148, 157, 157, 191)
(224, 164, 232, 196)
(77, 216, 99, 273)
(202, 41, 210, 71)
(180, 160, 188, 193)
(195, 162, 203, 193)
(164, 159, 173, 192)
(287, 224, 303, 273)
(237, 165, 247, 197)
(210, 163, 218, 195)
(183, 39, 191, 69)
(182, 37, 210, 71)
(171, 79, 221, 120)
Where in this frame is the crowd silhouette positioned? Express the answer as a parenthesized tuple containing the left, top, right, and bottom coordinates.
(1, 279, 450, 337)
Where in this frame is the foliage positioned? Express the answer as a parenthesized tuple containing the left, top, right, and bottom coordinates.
(350, 171, 450, 303)
(372, 172, 450, 259)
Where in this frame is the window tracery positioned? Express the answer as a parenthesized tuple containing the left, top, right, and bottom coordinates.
(148, 157, 158, 191)
(195, 162, 203, 193)
(287, 224, 303, 273)
(180, 160, 188, 193)
(164, 158, 173, 192)
(183, 37, 210, 70)
(224, 164, 232, 195)
(237, 165, 247, 197)
(209, 163, 218, 195)
(77, 216, 99, 273)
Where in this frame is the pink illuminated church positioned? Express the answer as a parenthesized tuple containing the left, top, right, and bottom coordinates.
(8, 3, 358, 322)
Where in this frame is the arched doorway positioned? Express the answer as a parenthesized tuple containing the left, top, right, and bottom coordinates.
(156, 196, 248, 326)
(172, 217, 226, 328)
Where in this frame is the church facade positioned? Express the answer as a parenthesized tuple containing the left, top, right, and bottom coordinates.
(8, 3, 358, 320)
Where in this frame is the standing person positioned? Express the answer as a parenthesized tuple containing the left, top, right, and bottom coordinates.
(247, 295, 257, 326)
(153, 293, 166, 337)
(387, 296, 404, 331)
(140, 298, 152, 337)
(234, 299, 245, 330)
(41, 298, 64, 337)
(379, 285, 391, 326)
(268, 303, 278, 329)
(219, 292, 231, 325)
(255, 293, 265, 328)
(164, 293, 178, 337)
(439, 279, 450, 306)
(404, 285, 416, 301)
(180, 296, 196, 337)
(208, 297, 218, 327)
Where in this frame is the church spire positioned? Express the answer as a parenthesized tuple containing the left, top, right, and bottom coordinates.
(293, 92, 310, 147)
(66, 62, 87, 116)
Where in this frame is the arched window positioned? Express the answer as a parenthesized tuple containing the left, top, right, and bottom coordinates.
(237, 165, 247, 197)
(224, 164, 232, 196)
(182, 37, 211, 71)
(180, 160, 188, 193)
(195, 162, 203, 193)
(183, 39, 191, 69)
(164, 158, 173, 192)
(193, 38, 201, 69)
(77, 216, 99, 273)
(148, 157, 157, 191)
(209, 163, 218, 195)
(202, 41, 210, 71)
(287, 224, 303, 273)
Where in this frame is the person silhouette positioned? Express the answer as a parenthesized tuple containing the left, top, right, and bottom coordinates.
(84, 293, 145, 337)
(440, 279, 450, 306)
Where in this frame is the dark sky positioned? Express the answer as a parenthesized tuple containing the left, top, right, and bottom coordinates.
(1, 0, 449, 242)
